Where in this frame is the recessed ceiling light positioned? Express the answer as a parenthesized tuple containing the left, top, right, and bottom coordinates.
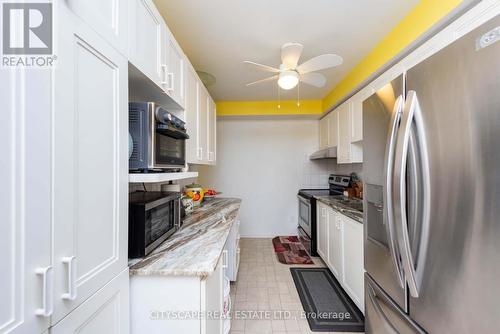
(196, 71, 216, 87)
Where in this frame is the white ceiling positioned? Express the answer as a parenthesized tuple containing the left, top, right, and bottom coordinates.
(154, 0, 419, 101)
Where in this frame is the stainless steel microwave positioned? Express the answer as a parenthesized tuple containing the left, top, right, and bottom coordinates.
(128, 191, 182, 258)
(129, 102, 189, 171)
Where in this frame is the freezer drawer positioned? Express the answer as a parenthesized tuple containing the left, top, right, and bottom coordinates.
(365, 274, 424, 334)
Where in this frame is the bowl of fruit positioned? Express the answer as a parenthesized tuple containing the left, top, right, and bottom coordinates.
(203, 188, 220, 198)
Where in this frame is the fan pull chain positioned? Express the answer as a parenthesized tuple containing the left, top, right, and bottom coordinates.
(278, 85, 281, 109)
(297, 81, 300, 107)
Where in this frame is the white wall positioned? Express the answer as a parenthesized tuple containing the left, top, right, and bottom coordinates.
(197, 118, 345, 238)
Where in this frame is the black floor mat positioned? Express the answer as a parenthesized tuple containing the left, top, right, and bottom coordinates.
(290, 267, 364, 332)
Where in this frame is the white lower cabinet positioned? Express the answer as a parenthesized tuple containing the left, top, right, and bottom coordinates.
(50, 269, 129, 334)
(130, 255, 228, 334)
(318, 204, 364, 312)
(341, 215, 365, 311)
(316, 203, 329, 259)
(224, 220, 241, 281)
(327, 210, 343, 279)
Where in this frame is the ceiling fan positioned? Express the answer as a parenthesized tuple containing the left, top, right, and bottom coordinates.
(244, 42, 343, 90)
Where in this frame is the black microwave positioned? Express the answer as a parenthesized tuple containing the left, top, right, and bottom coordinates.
(128, 191, 182, 258)
(129, 102, 189, 171)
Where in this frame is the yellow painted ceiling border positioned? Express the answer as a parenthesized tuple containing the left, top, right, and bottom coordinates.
(322, 0, 464, 112)
(216, 100, 322, 116)
(216, 0, 464, 116)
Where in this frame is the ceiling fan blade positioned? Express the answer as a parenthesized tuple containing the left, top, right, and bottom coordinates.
(246, 75, 279, 86)
(281, 42, 303, 69)
(243, 61, 280, 73)
(297, 54, 343, 73)
(300, 72, 326, 88)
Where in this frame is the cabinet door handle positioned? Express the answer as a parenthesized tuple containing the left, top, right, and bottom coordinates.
(62, 256, 77, 301)
(35, 266, 53, 317)
(166, 72, 174, 92)
(197, 147, 203, 160)
(161, 64, 168, 85)
(222, 250, 228, 269)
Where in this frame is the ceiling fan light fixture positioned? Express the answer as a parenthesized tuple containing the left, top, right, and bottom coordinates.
(278, 70, 299, 90)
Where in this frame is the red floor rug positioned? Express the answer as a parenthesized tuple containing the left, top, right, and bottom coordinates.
(272, 236, 314, 265)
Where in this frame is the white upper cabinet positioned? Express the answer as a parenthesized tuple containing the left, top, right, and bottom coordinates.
(128, 0, 166, 88)
(207, 97, 217, 165)
(198, 86, 210, 163)
(185, 65, 200, 164)
(65, 0, 128, 56)
(185, 67, 217, 165)
(327, 110, 339, 148)
(336, 101, 363, 164)
(337, 101, 352, 163)
(319, 117, 329, 150)
(53, 3, 129, 323)
(350, 87, 373, 143)
(164, 27, 186, 108)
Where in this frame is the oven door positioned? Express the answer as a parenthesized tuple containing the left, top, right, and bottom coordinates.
(153, 130, 186, 168)
(144, 198, 180, 255)
(298, 195, 312, 237)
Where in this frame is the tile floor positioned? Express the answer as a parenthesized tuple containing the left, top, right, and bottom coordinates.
(229, 238, 363, 334)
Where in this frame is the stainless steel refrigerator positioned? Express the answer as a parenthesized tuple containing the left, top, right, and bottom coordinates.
(363, 14, 500, 334)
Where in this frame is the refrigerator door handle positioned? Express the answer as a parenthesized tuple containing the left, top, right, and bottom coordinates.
(393, 91, 431, 298)
(367, 284, 399, 334)
(383, 94, 405, 288)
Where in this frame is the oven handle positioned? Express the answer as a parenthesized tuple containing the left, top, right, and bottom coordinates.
(156, 125, 190, 139)
(297, 195, 311, 207)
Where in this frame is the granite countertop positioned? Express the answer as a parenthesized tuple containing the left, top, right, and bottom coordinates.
(315, 196, 364, 224)
(129, 197, 241, 277)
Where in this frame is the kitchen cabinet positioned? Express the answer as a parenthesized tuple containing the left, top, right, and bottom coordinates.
(350, 88, 373, 143)
(50, 269, 129, 334)
(337, 101, 363, 164)
(319, 116, 329, 149)
(317, 203, 364, 311)
(64, 0, 128, 56)
(327, 210, 343, 279)
(208, 96, 217, 164)
(130, 253, 227, 334)
(185, 64, 200, 163)
(0, 61, 52, 334)
(327, 110, 339, 147)
(342, 214, 365, 311)
(53, 2, 129, 324)
(185, 64, 217, 166)
(164, 27, 186, 108)
(128, 0, 166, 89)
(198, 86, 210, 163)
(224, 219, 241, 281)
(337, 101, 351, 163)
(316, 202, 329, 259)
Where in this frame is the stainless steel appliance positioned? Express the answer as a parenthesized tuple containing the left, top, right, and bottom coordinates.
(297, 174, 351, 256)
(128, 191, 182, 258)
(129, 102, 189, 171)
(363, 15, 500, 333)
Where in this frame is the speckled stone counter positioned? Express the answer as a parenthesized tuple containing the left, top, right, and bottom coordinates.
(129, 197, 241, 277)
(315, 196, 364, 224)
